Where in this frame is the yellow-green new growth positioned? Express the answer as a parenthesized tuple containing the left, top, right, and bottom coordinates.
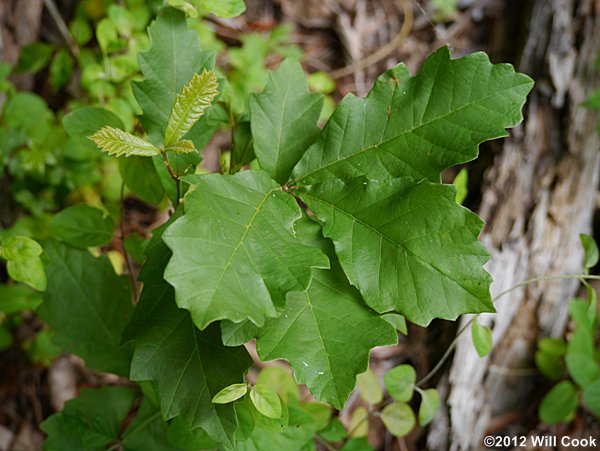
(164, 139, 197, 154)
(165, 69, 219, 146)
(89, 127, 161, 157)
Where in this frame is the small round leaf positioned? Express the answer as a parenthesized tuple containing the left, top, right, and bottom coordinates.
(348, 406, 369, 438)
(580, 234, 599, 269)
(2, 236, 42, 261)
(7, 258, 47, 291)
(418, 388, 440, 426)
(211, 383, 247, 404)
(380, 402, 415, 437)
(250, 384, 282, 419)
(582, 379, 600, 418)
(357, 369, 383, 405)
(384, 365, 416, 402)
(471, 318, 493, 357)
(539, 380, 578, 424)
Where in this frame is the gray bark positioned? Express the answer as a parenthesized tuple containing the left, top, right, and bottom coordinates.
(428, 1, 600, 450)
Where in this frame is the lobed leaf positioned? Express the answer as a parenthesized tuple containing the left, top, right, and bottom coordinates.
(39, 241, 133, 375)
(256, 219, 396, 409)
(165, 69, 218, 146)
(122, 217, 252, 446)
(249, 59, 323, 184)
(89, 126, 161, 157)
(50, 205, 115, 248)
(298, 177, 493, 326)
(132, 7, 214, 144)
(163, 170, 329, 329)
(292, 46, 533, 184)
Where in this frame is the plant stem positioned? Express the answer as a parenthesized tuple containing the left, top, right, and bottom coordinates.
(162, 151, 181, 209)
(415, 273, 600, 387)
(120, 182, 138, 304)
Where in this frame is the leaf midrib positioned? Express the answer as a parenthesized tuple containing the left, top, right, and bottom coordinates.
(204, 187, 279, 314)
(296, 79, 532, 182)
(300, 190, 484, 302)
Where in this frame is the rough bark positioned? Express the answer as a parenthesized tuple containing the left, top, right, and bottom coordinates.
(428, 1, 600, 450)
(0, 0, 44, 90)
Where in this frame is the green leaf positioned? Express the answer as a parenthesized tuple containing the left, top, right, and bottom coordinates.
(535, 342, 565, 381)
(231, 121, 255, 172)
(0, 326, 12, 351)
(168, 0, 199, 18)
(119, 156, 166, 205)
(384, 365, 416, 402)
(381, 313, 408, 335)
(38, 241, 133, 375)
(453, 168, 468, 204)
(167, 416, 218, 450)
(132, 7, 215, 145)
(164, 139, 197, 154)
(16, 42, 53, 74)
(580, 234, 599, 270)
(165, 69, 219, 146)
(41, 386, 137, 450)
(49, 49, 74, 91)
(1, 236, 42, 261)
(293, 46, 533, 184)
(341, 438, 375, 451)
(357, 369, 383, 405)
(122, 217, 252, 446)
(471, 318, 493, 357)
(163, 170, 329, 329)
(250, 384, 282, 419)
(582, 379, 600, 419)
(298, 177, 493, 326)
(348, 406, 369, 437)
(249, 59, 323, 184)
(213, 384, 248, 404)
(63, 107, 125, 138)
(256, 366, 301, 403)
(198, 0, 246, 18)
(89, 126, 161, 157)
(300, 403, 331, 430)
(121, 398, 176, 451)
(565, 350, 600, 389)
(380, 402, 415, 437)
(220, 320, 259, 346)
(319, 418, 347, 441)
(25, 329, 60, 366)
(418, 388, 440, 426)
(231, 403, 318, 451)
(50, 205, 115, 248)
(539, 380, 579, 424)
(7, 258, 46, 291)
(0, 284, 42, 314)
(256, 219, 396, 409)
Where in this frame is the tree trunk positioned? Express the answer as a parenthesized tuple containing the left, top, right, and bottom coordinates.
(428, 1, 600, 449)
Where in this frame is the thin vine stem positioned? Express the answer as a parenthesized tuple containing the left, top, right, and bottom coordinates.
(415, 273, 600, 387)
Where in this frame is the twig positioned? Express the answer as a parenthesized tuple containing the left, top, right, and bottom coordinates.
(43, 0, 80, 58)
(329, 0, 413, 79)
(162, 151, 182, 209)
